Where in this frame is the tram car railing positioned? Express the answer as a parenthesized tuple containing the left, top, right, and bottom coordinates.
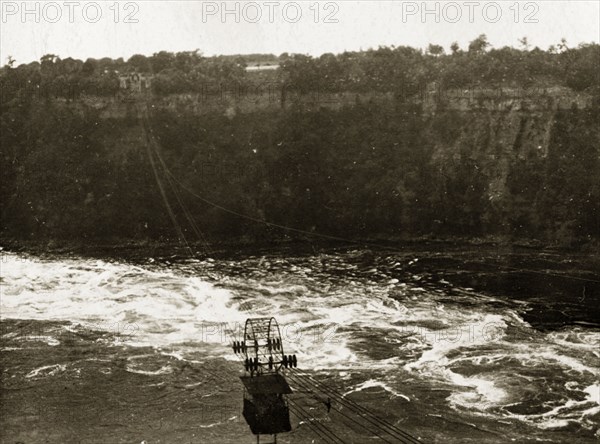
(233, 317, 297, 439)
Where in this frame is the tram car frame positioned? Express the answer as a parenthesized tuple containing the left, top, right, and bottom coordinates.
(232, 317, 298, 440)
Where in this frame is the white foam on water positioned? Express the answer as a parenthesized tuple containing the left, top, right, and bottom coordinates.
(125, 354, 176, 375)
(345, 379, 410, 401)
(3, 251, 599, 433)
(26, 364, 66, 378)
(22, 335, 60, 346)
(400, 310, 525, 412)
(584, 384, 600, 405)
(198, 422, 222, 429)
(505, 347, 599, 376)
(547, 329, 600, 347)
(0, 253, 245, 349)
(501, 381, 600, 430)
(447, 372, 507, 408)
(125, 365, 174, 376)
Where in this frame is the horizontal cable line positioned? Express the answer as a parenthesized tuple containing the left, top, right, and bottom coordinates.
(287, 371, 400, 444)
(289, 369, 421, 444)
(288, 397, 346, 444)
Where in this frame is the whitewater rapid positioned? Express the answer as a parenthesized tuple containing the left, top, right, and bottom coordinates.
(1, 250, 598, 434)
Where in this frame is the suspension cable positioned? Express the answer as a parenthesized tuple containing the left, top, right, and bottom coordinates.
(160, 158, 213, 255)
(141, 105, 213, 257)
(287, 371, 420, 444)
(146, 126, 212, 254)
(142, 118, 194, 257)
(288, 397, 346, 444)
(288, 404, 338, 444)
(289, 369, 421, 444)
(287, 371, 401, 444)
(290, 369, 421, 443)
(142, 102, 600, 285)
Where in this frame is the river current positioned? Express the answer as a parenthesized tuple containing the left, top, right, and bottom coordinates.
(1, 247, 599, 443)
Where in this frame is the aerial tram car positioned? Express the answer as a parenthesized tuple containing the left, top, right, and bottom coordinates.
(232, 317, 298, 443)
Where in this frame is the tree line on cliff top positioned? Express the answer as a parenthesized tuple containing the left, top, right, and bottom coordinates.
(1, 35, 599, 100)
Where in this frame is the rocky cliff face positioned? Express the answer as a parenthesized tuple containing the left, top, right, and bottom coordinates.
(1, 89, 598, 246)
(424, 103, 598, 242)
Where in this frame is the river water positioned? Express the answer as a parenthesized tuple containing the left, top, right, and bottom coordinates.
(1, 246, 599, 443)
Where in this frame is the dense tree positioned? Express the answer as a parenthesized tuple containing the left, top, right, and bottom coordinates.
(427, 44, 445, 56)
(150, 51, 175, 74)
(468, 34, 490, 55)
(3, 41, 599, 99)
(127, 54, 151, 72)
(564, 44, 600, 92)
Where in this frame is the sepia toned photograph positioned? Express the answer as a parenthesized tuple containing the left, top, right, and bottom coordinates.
(1, 1, 599, 443)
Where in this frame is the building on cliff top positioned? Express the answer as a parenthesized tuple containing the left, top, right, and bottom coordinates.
(119, 73, 153, 93)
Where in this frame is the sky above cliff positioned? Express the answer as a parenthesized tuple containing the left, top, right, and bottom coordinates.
(1, 1, 599, 65)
